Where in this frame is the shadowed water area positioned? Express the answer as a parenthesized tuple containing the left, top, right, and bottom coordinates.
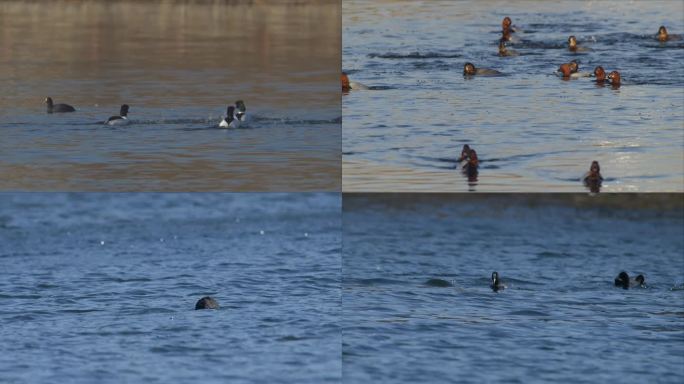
(0, 0, 340, 191)
(343, 0, 684, 192)
(343, 194, 684, 383)
(0, 193, 341, 383)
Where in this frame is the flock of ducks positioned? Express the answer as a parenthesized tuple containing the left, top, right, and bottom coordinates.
(490, 271, 646, 292)
(196, 270, 648, 310)
(343, 18, 677, 192)
(44, 97, 248, 128)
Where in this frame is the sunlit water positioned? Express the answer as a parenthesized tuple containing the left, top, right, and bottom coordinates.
(343, 194, 684, 383)
(0, 1, 341, 191)
(343, 0, 684, 192)
(0, 193, 341, 383)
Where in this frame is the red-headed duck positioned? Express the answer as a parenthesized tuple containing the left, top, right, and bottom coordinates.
(457, 144, 471, 162)
(463, 148, 479, 176)
(502, 17, 513, 31)
(341, 72, 351, 92)
(593, 66, 606, 83)
(463, 62, 502, 76)
(607, 71, 621, 87)
(342, 72, 369, 92)
(657, 26, 668, 42)
(558, 61, 590, 79)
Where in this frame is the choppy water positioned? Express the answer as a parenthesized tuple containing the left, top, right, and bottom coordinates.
(0, 193, 341, 383)
(343, 0, 684, 192)
(343, 194, 684, 383)
(0, 1, 341, 191)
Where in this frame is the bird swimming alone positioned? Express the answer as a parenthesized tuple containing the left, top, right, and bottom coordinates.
(583, 160, 603, 192)
(463, 62, 502, 76)
(45, 97, 75, 113)
(195, 296, 219, 310)
(657, 25, 668, 42)
(614, 272, 645, 289)
(341, 72, 370, 92)
(491, 272, 506, 292)
(106, 104, 130, 126)
(219, 105, 240, 128)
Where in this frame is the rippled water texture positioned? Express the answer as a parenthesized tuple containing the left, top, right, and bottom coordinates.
(0, 193, 341, 383)
(0, 1, 340, 191)
(343, 194, 684, 383)
(343, 0, 684, 192)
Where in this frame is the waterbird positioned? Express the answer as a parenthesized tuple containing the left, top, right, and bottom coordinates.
(106, 104, 130, 126)
(45, 97, 75, 113)
(235, 100, 248, 123)
(491, 272, 506, 292)
(195, 296, 219, 310)
(607, 71, 621, 88)
(614, 272, 645, 289)
(463, 62, 502, 76)
(219, 105, 240, 128)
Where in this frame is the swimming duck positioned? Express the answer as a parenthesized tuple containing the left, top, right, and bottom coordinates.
(593, 66, 606, 83)
(234, 100, 247, 123)
(657, 26, 668, 42)
(583, 160, 603, 191)
(491, 272, 506, 292)
(462, 148, 479, 178)
(457, 144, 471, 162)
(558, 61, 590, 79)
(501, 17, 515, 32)
(614, 272, 646, 289)
(106, 104, 130, 126)
(219, 105, 240, 128)
(607, 71, 621, 88)
(45, 97, 75, 113)
(498, 38, 519, 57)
(568, 35, 590, 52)
(463, 62, 502, 76)
(195, 296, 219, 310)
(341, 72, 369, 91)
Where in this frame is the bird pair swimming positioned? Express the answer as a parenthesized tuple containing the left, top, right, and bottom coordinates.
(219, 100, 248, 128)
(490, 271, 647, 292)
(45, 97, 131, 126)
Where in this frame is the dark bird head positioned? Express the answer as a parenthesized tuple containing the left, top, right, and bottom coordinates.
(120, 104, 129, 117)
(615, 271, 629, 289)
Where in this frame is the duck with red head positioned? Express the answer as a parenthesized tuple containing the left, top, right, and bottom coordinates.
(557, 61, 589, 79)
(463, 62, 502, 76)
(502, 17, 513, 31)
(457, 144, 471, 163)
(657, 26, 668, 42)
(607, 71, 621, 88)
(462, 148, 479, 178)
(341, 72, 351, 92)
(593, 66, 606, 83)
(341, 72, 369, 92)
